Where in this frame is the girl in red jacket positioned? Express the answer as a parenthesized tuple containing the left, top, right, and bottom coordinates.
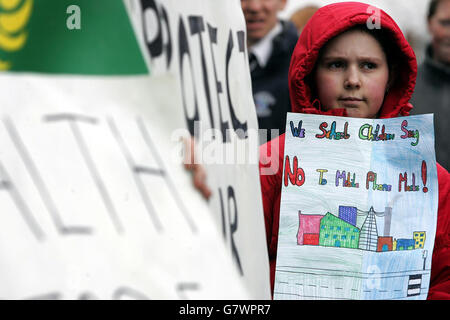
(259, 2, 450, 299)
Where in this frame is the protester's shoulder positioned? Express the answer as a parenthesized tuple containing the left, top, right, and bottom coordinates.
(437, 163, 450, 219)
(436, 163, 450, 250)
(282, 20, 299, 38)
(278, 20, 299, 49)
(415, 59, 432, 82)
(437, 163, 450, 190)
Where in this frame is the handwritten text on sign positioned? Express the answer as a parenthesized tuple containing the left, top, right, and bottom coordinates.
(285, 118, 429, 193)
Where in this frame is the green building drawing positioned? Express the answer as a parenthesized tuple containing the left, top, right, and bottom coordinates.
(319, 213, 360, 249)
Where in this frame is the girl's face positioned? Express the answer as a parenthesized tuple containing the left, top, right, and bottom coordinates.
(314, 30, 390, 119)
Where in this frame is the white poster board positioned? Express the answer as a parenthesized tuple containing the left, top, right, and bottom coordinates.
(126, 0, 271, 299)
(0, 0, 270, 299)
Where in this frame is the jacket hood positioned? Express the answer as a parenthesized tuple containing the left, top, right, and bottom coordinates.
(288, 1, 417, 118)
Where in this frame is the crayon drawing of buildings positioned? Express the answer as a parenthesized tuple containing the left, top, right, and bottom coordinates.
(377, 236, 393, 252)
(413, 232, 426, 249)
(319, 213, 360, 249)
(359, 207, 379, 251)
(296, 205, 426, 253)
(338, 206, 357, 227)
(297, 212, 322, 245)
(397, 239, 415, 250)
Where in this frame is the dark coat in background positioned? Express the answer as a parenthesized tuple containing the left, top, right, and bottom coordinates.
(411, 46, 450, 171)
(250, 20, 298, 143)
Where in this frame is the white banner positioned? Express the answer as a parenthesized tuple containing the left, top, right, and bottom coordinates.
(0, 73, 252, 299)
(0, 0, 270, 299)
(125, 0, 271, 298)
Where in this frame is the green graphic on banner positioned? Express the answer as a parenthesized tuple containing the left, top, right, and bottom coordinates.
(0, 0, 147, 74)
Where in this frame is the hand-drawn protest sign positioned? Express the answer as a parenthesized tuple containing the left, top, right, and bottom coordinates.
(275, 113, 438, 300)
(0, 0, 270, 299)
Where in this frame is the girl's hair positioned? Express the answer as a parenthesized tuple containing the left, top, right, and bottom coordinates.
(350, 25, 399, 72)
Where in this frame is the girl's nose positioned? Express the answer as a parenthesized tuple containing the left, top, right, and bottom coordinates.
(344, 66, 361, 89)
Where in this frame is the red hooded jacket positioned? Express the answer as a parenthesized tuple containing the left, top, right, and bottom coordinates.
(259, 2, 450, 299)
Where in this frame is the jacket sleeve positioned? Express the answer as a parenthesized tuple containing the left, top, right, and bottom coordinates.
(428, 163, 450, 299)
(259, 134, 285, 292)
(259, 135, 283, 250)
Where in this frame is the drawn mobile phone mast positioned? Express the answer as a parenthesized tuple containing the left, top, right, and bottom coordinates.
(422, 250, 428, 270)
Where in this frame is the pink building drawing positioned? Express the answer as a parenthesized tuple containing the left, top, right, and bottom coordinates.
(297, 211, 324, 245)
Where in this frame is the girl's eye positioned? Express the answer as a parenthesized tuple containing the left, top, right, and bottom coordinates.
(327, 61, 345, 69)
(362, 62, 377, 70)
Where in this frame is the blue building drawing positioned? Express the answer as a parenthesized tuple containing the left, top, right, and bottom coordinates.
(396, 239, 415, 251)
(338, 206, 357, 226)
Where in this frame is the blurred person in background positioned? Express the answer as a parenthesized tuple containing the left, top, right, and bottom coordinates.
(289, 5, 319, 33)
(411, 0, 450, 170)
(241, 0, 299, 143)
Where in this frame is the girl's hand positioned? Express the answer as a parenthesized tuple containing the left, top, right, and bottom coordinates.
(183, 136, 212, 200)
